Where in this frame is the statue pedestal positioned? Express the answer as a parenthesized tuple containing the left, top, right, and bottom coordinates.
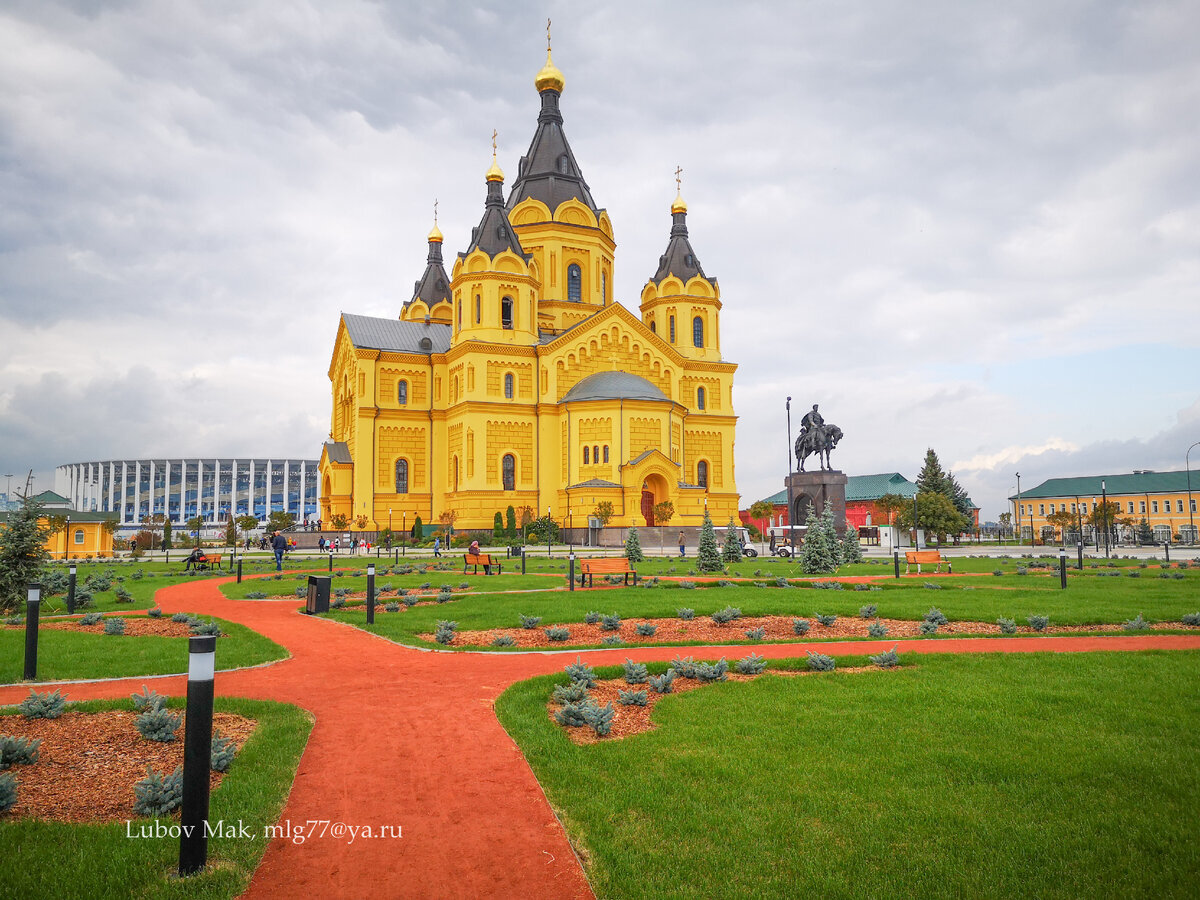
(785, 471, 848, 533)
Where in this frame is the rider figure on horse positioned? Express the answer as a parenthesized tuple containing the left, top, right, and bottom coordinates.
(799, 404, 824, 444)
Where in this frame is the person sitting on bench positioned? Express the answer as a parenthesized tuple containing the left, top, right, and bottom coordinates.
(184, 547, 208, 573)
(468, 539, 491, 575)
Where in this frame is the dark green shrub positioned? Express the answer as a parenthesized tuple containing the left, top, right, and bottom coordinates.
(0, 735, 41, 769)
(1182, 612, 1200, 626)
(1027, 614, 1050, 632)
(189, 620, 222, 637)
(648, 669, 676, 693)
(554, 699, 593, 727)
(736, 653, 767, 675)
(147, 607, 162, 618)
(618, 689, 648, 706)
(211, 730, 237, 772)
(858, 604, 877, 618)
(434, 627, 455, 644)
(1122, 614, 1149, 631)
(775, 577, 791, 588)
(676, 608, 695, 621)
(492, 634, 516, 646)
(132, 765, 183, 816)
(870, 647, 900, 669)
(600, 613, 622, 631)
(634, 622, 657, 636)
(519, 615, 542, 630)
(868, 620, 888, 637)
(545, 626, 570, 642)
(564, 657, 597, 687)
(402, 595, 418, 607)
(131, 687, 165, 712)
(135, 706, 181, 742)
(584, 611, 601, 624)
(19, 689, 65, 719)
(711, 606, 742, 625)
(670, 655, 699, 678)
(993, 569, 1003, 576)
(79, 612, 103, 626)
(679, 580, 696, 590)
(997, 617, 1017, 634)
(601, 635, 622, 646)
(0, 773, 15, 813)
(923, 582, 943, 590)
(622, 659, 648, 684)
(694, 658, 728, 682)
(806, 651, 835, 672)
(924, 607, 948, 626)
(114, 587, 133, 603)
(171, 612, 191, 623)
(919, 621, 939, 635)
(793, 618, 811, 635)
(812, 581, 843, 590)
(745, 627, 765, 640)
(815, 613, 837, 627)
(436, 620, 458, 632)
(582, 701, 615, 736)
(384, 601, 400, 612)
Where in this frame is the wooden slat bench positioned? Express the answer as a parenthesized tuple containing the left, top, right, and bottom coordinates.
(196, 553, 222, 572)
(463, 552, 501, 574)
(580, 557, 638, 587)
(904, 549, 951, 574)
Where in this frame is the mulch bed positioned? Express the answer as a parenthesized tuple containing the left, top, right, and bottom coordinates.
(27, 619, 199, 637)
(438, 615, 1195, 648)
(0, 709, 256, 823)
(550, 666, 884, 744)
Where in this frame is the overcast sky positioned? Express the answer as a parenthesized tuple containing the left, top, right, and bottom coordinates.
(2, 0, 1198, 519)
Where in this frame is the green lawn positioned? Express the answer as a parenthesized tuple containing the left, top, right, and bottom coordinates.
(0, 696, 312, 899)
(315, 567, 1200, 649)
(496, 650, 1200, 899)
(0, 617, 288, 683)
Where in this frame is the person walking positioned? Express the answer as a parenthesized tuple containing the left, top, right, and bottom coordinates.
(272, 530, 287, 571)
(433, 535, 442, 558)
(678, 530, 686, 558)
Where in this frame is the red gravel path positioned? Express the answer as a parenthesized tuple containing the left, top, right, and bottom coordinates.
(2, 576, 1199, 899)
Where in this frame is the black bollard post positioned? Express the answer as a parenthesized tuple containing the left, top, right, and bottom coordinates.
(179, 634, 216, 877)
(893, 550, 900, 579)
(236, 559, 243, 583)
(1059, 547, 1067, 589)
(521, 547, 526, 575)
(569, 552, 575, 591)
(1077, 540, 1084, 570)
(66, 564, 77, 615)
(1164, 541, 1170, 564)
(328, 552, 333, 573)
(366, 563, 375, 625)
(24, 583, 42, 681)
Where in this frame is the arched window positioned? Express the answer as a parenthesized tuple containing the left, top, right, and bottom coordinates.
(475, 295, 481, 324)
(601, 271, 607, 303)
(697, 386, 706, 410)
(593, 445, 600, 465)
(397, 380, 408, 405)
(394, 459, 409, 494)
(697, 460, 709, 489)
(583, 446, 590, 465)
(504, 372, 514, 399)
(603, 445, 609, 463)
(456, 299, 462, 329)
(558, 154, 569, 174)
(693, 316, 704, 348)
(502, 454, 515, 491)
(453, 457, 459, 491)
(650, 319, 656, 333)
(501, 296, 514, 329)
(567, 264, 582, 302)
(669, 315, 676, 343)
(73, 528, 85, 545)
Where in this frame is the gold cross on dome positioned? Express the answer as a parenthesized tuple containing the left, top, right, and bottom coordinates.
(491, 129, 498, 156)
(547, 17, 552, 51)
(433, 198, 438, 224)
(675, 165, 683, 192)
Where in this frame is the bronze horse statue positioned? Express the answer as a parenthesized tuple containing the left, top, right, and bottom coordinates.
(795, 423, 842, 472)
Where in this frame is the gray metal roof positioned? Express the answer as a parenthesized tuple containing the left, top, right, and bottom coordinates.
(651, 208, 712, 287)
(506, 89, 600, 216)
(324, 442, 352, 464)
(463, 180, 528, 260)
(342, 314, 451, 354)
(560, 371, 670, 404)
(569, 478, 622, 489)
(404, 237, 451, 310)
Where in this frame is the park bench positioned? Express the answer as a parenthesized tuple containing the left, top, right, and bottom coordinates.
(904, 549, 951, 574)
(580, 557, 638, 587)
(188, 553, 222, 572)
(463, 552, 501, 574)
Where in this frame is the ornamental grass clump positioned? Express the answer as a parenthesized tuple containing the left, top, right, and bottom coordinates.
(564, 657, 598, 688)
(19, 689, 65, 720)
(545, 627, 570, 642)
(132, 765, 183, 817)
(806, 651, 836, 672)
(694, 658, 728, 683)
(919, 621, 939, 635)
(600, 613, 622, 631)
(519, 614, 542, 630)
(745, 626, 765, 640)
(618, 688, 649, 706)
(1122, 614, 1149, 631)
(924, 607, 948, 626)
(131, 687, 166, 713)
(815, 613, 837, 627)
(622, 659, 648, 684)
(858, 604, 878, 618)
(676, 608, 695, 621)
(211, 730, 238, 773)
(0, 735, 41, 769)
(492, 634, 516, 646)
(1027, 614, 1050, 632)
(870, 646, 901, 669)
(736, 653, 767, 675)
(868, 620, 888, 637)
(997, 617, 1017, 634)
(793, 618, 811, 635)
(135, 706, 181, 742)
(634, 623, 657, 637)
(104, 618, 126, 635)
(648, 669, 676, 693)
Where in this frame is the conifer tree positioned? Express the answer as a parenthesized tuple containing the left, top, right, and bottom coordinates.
(722, 515, 742, 563)
(800, 501, 839, 575)
(624, 525, 645, 562)
(162, 519, 173, 550)
(0, 497, 51, 614)
(840, 521, 864, 564)
(916, 449, 949, 496)
(697, 509, 724, 572)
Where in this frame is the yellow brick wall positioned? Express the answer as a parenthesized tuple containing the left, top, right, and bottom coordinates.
(486, 420, 535, 486)
(680, 375, 722, 411)
(380, 369, 428, 406)
(466, 429, 475, 478)
(671, 422, 681, 463)
(377, 426, 427, 491)
(486, 361, 534, 399)
(553, 330, 672, 400)
(685, 430, 724, 488)
(630, 417, 661, 456)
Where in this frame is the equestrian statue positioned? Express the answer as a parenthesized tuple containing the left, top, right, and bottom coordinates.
(794, 404, 843, 472)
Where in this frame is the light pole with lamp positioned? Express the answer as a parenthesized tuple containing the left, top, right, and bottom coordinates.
(1015, 472, 1021, 548)
(388, 508, 393, 549)
(785, 397, 795, 554)
(3, 473, 12, 509)
(1101, 479, 1110, 558)
(63, 514, 71, 561)
(401, 511, 407, 557)
(1187, 440, 1200, 546)
(547, 505, 552, 557)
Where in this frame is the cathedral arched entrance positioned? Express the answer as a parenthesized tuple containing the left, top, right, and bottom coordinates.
(641, 474, 669, 526)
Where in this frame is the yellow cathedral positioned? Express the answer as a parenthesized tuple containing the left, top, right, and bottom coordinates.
(318, 47, 738, 532)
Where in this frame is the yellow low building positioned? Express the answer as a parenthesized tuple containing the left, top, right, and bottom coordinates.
(319, 46, 738, 531)
(0, 491, 115, 559)
(1010, 470, 1198, 544)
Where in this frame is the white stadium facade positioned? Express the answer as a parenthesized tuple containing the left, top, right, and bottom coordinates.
(54, 458, 319, 528)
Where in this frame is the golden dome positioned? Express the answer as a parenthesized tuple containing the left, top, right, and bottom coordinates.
(485, 154, 505, 182)
(535, 48, 565, 93)
(671, 191, 688, 214)
(427, 221, 443, 243)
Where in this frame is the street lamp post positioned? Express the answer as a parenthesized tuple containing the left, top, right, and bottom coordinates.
(785, 397, 795, 554)
(388, 508, 392, 549)
(64, 514, 71, 561)
(1187, 441, 1199, 547)
(547, 505, 552, 557)
(912, 493, 919, 549)
(401, 511, 406, 557)
(1015, 472, 1021, 548)
(1101, 479, 1109, 559)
